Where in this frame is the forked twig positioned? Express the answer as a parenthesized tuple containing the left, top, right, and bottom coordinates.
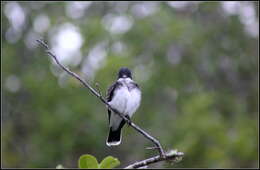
(125, 150, 184, 169)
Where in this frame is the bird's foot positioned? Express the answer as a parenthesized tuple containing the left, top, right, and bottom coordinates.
(125, 115, 131, 125)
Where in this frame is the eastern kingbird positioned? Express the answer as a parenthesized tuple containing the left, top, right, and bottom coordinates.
(106, 67, 141, 146)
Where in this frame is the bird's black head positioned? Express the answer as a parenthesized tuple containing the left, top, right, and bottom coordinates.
(118, 67, 132, 79)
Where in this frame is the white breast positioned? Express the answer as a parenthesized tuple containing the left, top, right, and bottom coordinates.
(125, 88, 141, 117)
(108, 79, 141, 129)
(109, 86, 129, 114)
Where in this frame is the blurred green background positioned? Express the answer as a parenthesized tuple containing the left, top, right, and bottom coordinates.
(2, 1, 259, 168)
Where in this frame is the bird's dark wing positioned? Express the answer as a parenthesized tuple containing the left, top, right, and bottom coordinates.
(132, 82, 140, 89)
(127, 82, 140, 91)
(106, 81, 122, 123)
(107, 81, 119, 102)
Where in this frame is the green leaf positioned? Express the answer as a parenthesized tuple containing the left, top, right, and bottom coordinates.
(78, 154, 99, 169)
(56, 164, 64, 169)
(99, 156, 120, 169)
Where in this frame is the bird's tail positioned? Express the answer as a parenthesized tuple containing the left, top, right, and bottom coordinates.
(106, 127, 122, 146)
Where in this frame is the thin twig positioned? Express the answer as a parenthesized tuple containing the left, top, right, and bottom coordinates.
(145, 146, 160, 150)
(124, 150, 184, 169)
(36, 39, 166, 157)
(95, 83, 102, 97)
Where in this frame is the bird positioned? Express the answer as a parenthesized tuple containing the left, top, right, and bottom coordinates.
(106, 67, 141, 146)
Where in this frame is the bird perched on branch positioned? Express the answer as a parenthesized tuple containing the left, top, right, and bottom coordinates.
(106, 67, 141, 146)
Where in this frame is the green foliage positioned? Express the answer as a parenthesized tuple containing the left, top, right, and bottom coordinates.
(78, 154, 120, 169)
(56, 164, 65, 169)
(2, 1, 258, 168)
(78, 154, 99, 169)
(99, 156, 120, 169)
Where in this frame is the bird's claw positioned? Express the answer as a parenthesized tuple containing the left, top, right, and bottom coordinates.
(125, 115, 131, 125)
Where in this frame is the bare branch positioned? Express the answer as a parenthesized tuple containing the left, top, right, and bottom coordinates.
(36, 39, 184, 166)
(145, 146, 160, 150)
(36, 39, 165, 156)
(95, 83, 103, 97)
(125, 150, 184, 169)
